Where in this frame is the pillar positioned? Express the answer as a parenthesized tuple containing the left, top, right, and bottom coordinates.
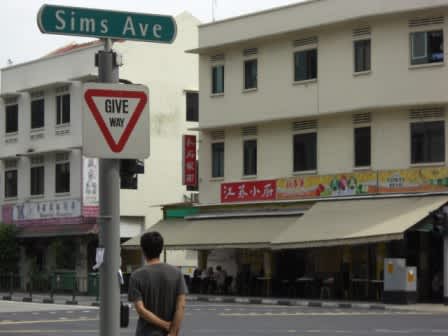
(263, 250, 273, 277)
(75, 238, 88, 293)
(198, 250, 209, 270)
(444, 235, 448, 305)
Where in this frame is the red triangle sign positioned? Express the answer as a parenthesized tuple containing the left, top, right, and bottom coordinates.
(84, 89, 148, 153)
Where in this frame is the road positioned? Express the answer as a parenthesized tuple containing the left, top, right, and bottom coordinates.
(0, 300, 447, 335)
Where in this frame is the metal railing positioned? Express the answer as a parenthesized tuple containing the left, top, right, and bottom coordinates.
(0, 272, 102, 304)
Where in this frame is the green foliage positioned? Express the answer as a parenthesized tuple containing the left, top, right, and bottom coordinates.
(0, 224, 20, 274)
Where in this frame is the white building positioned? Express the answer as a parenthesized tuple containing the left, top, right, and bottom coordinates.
(129, 0, 448, 303)
(0, 12, 199, 286)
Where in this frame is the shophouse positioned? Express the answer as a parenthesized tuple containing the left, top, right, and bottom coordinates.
(125, 0, 448, 303)
(0, 12, 200, 289)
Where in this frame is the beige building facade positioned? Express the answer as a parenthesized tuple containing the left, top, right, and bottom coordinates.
(127, 0, 448, 303)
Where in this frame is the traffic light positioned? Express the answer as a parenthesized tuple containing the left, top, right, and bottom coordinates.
(120, 159, 144, 189)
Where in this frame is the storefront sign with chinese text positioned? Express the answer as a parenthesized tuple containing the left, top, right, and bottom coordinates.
(221, 180, 276, 203)
(182, 135, 197, 187)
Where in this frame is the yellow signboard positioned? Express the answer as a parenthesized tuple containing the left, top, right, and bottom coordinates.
(277, 172, 378, 200)
(378, 167, 448, 194)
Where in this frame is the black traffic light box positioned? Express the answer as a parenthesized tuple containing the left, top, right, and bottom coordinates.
(120, 159, 144, 189)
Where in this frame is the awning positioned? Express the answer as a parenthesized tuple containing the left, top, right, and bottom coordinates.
(271, 196, 448, 249)
(122, 216, 299, 250)
(17, 222, 98, 238)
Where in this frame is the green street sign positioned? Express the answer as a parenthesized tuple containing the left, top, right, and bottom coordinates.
(37, 4, 177, 43)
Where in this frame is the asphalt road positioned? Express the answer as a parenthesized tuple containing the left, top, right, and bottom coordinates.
(0, 300, 447, 336)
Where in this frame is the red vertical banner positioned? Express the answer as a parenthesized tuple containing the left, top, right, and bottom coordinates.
(183, 135, 197, 187)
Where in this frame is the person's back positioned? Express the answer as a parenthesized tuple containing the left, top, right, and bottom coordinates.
(129, 264, 185, 335)
(129, 231, 187, 336)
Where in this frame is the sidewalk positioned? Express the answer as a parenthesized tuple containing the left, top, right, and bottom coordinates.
(2, 292, 448, 313)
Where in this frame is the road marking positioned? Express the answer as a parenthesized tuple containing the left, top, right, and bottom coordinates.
(0, 318, 98, 325)
(0, 330, 98, 334)
(220, 311, 435, 317)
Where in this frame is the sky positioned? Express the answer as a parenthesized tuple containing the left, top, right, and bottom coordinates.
(1, 0, 304, 67)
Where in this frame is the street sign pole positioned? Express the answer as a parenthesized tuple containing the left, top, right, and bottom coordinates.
(97, 38, 121, 336)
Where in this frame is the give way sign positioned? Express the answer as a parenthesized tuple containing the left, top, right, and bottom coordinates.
(83, 83, 150, 159)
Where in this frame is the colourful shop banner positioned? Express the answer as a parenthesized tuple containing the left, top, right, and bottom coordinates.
(221, 180, 276, 203)
(378, 167, 448, 193)
(277, 172, 378, 200)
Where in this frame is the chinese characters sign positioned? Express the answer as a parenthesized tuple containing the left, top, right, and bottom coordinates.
(220, 167, 448, 203)
(83, 157, 99, 217)
(221, 180, 276, 203)
(183, 135, 197, 187)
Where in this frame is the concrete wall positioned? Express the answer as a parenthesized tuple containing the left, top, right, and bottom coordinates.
(198, 8, 448, 128)
(199, 109, 448, 204)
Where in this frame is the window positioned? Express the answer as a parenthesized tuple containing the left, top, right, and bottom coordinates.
(186, 92, 199, 122)
(411, 121, 445, 164)
(354, 39, 371, 72)
(212, 142, 224, 178)
(56, 94, 70, 125)
(212, 65, 224, 94)
(294, 49, 317, 81)
(5, 104, 18, 133)
(410, 30, 444, 65)
(55, 162, 70, 193)
(31, 99, 44, 129)
(354, 127, 371, 167)
(243, 139, 257, 176)
(244, 59, 258, 90)
(4, 170, 18, 198)
(31, 166, 44, 196)
(293, 132, 317, 172)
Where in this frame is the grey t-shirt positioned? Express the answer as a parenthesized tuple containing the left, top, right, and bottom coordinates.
(128, 263, 188, 336)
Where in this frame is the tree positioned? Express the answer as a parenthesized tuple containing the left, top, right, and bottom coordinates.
(0, 224, 20, 274)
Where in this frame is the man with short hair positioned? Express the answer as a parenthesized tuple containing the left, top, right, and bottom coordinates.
(128, 231, 187, 336)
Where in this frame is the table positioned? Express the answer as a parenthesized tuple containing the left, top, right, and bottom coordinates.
(370, 279, 384, 300)
(256, 277, 272, 297)
(296, 276, 315, 298)
(351, 278, 369, 300)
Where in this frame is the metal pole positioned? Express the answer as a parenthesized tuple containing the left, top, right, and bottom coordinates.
(444, 235, 448, 305)
(97, 38, 121, 336)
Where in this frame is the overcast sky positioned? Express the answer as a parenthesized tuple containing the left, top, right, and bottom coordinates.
(1, 0, 304, 67)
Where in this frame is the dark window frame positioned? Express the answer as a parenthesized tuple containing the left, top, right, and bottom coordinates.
(211, 142, 224, 178)
(354, 39, 371, 73)
(244, 59, 258, 90)
(5, 104, 18, 134)
(293, 132, 317, 172)
(354, 126, 371, 167)
(410, 30, 444, 65)
(4, 169, 18, 198)
(212, 64, 225, 94)
(55, 161, 70, 194)
(30, 165, 45, 196)
(243, 139, 257, 176)
(56, 94, 70, 125)
(411, 121, 445, 164)
(294, 48, 318, 82)
(31, 98, 45, 129)
(186, 91, 199, 122)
